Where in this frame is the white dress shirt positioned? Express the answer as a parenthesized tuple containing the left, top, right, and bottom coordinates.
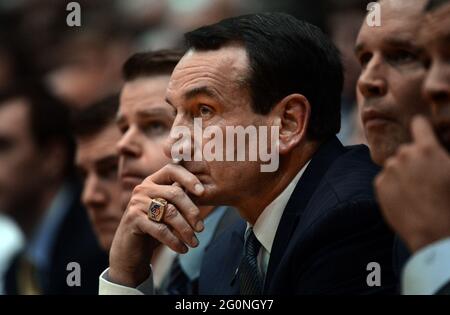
(402, 237, 450, 295)
(249, 161, 309, 281)
(0, 215, 24, 294)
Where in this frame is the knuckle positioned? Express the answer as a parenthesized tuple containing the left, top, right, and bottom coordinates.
(181, 226, 194, 238)
(156, 223, 169, 238)
(123, 207, 140, 225)
(186, 207, 200, 220)
(166, 186, 183, 200)
(419, 143, 433, 156)
(397, 145, 410, 157)
(165, 163, 175, 173)
(132, 184, 145, 195)
(128, 197, 142, 208)
(169, 238, 182, 250)
(384, 156, 397, 170)
(164, 204, 178, 220)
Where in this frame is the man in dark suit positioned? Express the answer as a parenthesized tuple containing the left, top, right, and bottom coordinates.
(100, 13, 396, 294)
(201, 138, 395, 294)
(375, 0, 450, 295)
(0, 84, 108, 294)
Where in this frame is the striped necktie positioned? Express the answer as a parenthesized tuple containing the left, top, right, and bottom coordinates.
(239, 228, 263, 295)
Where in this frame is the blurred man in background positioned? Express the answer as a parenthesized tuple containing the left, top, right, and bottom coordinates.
(356, 0, 430, 166)
(0, 83, 107, 294)
(327, 0, 366, 145)
(72, 95, 123, 252)
(46, 29, 131, 110)
(375, 0, 450, 295)
(354, 0, 431, 285)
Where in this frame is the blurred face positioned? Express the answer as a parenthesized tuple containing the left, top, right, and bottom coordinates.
(165, 46, 275, 207)
(420, 3, 450, 151)
(0, 99, 46, 215)
(76, 124, 123, 251)
(355, 0, 430, 165)
(117, 76, 175, 203)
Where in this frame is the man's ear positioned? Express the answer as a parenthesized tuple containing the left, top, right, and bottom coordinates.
(270, 94, 311, 155)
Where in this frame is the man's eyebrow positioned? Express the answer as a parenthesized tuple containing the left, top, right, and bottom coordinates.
(184, 86, 220, 102)
(383, 37, 419, 50)
(135, 107, 175, 118)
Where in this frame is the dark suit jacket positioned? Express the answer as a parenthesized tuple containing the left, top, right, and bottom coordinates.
(437, 281, 450, 295)
(162, 206, 240, 294)
(199, 137, 396, 294)
(5, 181, 108, 295)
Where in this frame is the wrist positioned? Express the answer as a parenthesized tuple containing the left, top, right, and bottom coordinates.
(108, 263, 151, 288)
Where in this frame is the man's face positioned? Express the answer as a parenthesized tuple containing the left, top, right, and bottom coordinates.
(0, 99, 46, 214)
(420, 3, 450, 151)
(355, 0, 430, 165)
(165, 46, 275, 207)
(76, 123, 123, 251)
(117, 76, 175, 203)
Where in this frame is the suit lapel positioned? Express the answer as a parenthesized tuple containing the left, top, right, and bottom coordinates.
(205, 220, 246, 295)
(264, 137, 346, 291)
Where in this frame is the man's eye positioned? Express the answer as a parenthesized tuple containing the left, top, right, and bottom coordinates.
(387, 50, 417, 64)
(358, 52, 372, 68)
(98, 164, 118, 181)
(144, 122, 168, 137)
(118, 124, 128, 135)
(0, 138, 14, 153)
(198, 105, 214, 118)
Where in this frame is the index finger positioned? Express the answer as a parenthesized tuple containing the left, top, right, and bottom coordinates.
(411, 115, 439, 146)
(144, 164, 205, 197)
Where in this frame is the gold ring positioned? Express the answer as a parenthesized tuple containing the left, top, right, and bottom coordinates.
(148, 198, 168, 222)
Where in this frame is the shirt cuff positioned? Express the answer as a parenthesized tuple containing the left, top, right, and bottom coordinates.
(402, 237, 450, 295)
(98, 267, 155, 295)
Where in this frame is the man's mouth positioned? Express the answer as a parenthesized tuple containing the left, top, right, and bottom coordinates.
(362, 109, 395, 130)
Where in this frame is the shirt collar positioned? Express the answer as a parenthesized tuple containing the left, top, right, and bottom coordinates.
(250, 161, 310, 254)
(178, 206, 228, 281)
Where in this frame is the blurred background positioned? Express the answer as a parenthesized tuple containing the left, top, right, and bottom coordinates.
(0, 0, 370, 294)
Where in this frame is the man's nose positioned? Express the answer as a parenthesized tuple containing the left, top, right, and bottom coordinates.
(117, 127, 142, 159)
(82, 175, 107, 209)
(357, 55, 387, 99)
(163, 115, 193, 160)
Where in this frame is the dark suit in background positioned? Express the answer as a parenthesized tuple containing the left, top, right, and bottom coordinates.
(200, 137, 396, 294)
(4, 181, 108, 295)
